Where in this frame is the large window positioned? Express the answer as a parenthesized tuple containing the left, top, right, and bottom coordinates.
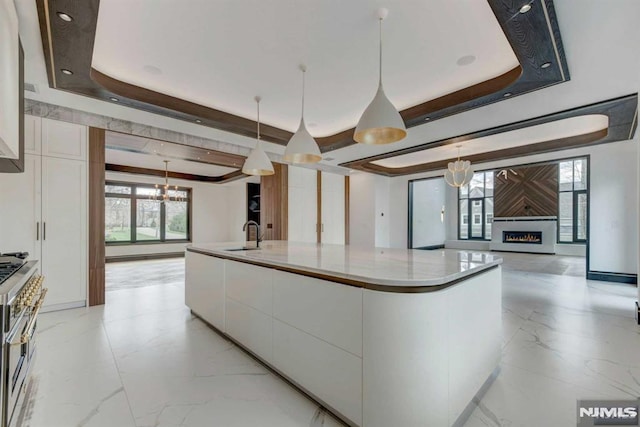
(558, 158, 588, 243)
(105, 182, 191, 244)
(459, 171, 494, 240)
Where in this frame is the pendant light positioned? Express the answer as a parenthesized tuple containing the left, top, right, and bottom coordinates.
(354, 8, 407, 145)
(242, 96, 275, 176)
(284, 65, 322, 163)
(444, 145, 474, 188)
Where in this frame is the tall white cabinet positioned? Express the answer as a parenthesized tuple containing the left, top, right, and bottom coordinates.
(321, 172, 345, 245)
(287, 166, 318, 243)
(288, 166, 346, 244)
(0, 115, 88, 310)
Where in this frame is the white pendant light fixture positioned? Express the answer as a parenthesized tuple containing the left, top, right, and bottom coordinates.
(444, 145, 474, 188)
(284, 65, 322, 164)
(354, 8, 407, 145)
(242, 96, 275, 176)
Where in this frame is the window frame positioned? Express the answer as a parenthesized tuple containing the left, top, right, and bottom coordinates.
(105, 180, 192, 245)
(458, 171, 494, 241)
(557, 158, 588, 244)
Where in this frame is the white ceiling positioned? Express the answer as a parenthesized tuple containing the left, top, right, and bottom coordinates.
(372, 114, 610, 168)
(14, 1, 640, 171)
(92, 0, 517, 137)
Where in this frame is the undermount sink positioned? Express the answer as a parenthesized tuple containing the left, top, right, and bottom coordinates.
(223, 247, 260, 251)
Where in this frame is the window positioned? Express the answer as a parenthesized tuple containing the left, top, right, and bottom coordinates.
(459, 171, 494, 240)
(558, 158, 588, 243)
(105, 182, 191, 244)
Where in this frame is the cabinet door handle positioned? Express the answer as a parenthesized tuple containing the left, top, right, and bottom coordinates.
(43, 222, 46, 241)
(322, 223, 324, 232)
(36, 222, 39, 241)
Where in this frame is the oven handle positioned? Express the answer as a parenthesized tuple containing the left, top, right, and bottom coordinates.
(20, 288, 48, 345)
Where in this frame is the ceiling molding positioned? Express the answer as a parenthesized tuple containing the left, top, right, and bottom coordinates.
(105, 164, 246, 184)
(37, 0, 569, 154)
(340, 94, 638, 176)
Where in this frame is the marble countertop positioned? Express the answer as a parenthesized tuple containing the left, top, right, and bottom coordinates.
(187, 241, 502, 289)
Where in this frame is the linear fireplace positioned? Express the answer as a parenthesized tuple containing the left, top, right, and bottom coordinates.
(503, 231, 542, 244)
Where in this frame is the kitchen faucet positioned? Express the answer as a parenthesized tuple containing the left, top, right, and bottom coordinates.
(242, 220, 260, 248)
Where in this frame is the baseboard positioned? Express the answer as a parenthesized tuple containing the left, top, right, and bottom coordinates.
(41, 300, 86, 313)
(587, 271, 638, 284)
(413, 244, 445, 250)
(105, 252, 185, 263)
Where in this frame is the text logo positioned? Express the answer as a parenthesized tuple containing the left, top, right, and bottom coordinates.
(577, 400, 639, 426)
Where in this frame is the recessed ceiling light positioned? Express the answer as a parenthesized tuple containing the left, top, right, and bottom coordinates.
(207, 151, 211, 154)
(503, 92, 513, 97)
(60, 69, 73, 75)
(160, 143, 164, 146)
(109, 97, 119, 102)
(56, 12, 73, 22)
(456, 55, 476, 66)
(519, 4, 531, 13)
(541, 62, 552, 69)
(197, 157, 201, 160)
(143, 65, 162, 75)
(424, 117, 430, 121)
(195, 119, 202, 123)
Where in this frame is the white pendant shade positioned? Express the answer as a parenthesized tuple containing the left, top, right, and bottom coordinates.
(242, 142, 274, 176)
(354, 83, 407, 144)
(444, 159, 474, 187)
(284, 65, 322, 164)
(354, 8, 407, 145)
(284, 118, 322, 163)
(242, 96, 274, 176)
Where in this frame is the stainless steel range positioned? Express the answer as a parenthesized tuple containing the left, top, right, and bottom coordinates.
(0, 253, 46, 427)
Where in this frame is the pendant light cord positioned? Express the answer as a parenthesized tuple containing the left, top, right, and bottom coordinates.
(300, 64, 307, 119)
(255, 96, 261, 143)
(379, 17, 383, 85)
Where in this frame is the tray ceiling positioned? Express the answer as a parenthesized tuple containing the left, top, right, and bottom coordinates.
(92, 0, 518, 137)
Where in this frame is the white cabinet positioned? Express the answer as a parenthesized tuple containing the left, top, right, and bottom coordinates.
(287, 166, 317, 243)
(185, 252, 225, 330)
(0, 154, 41, 260)
(41, 118, 87, 160)
(288, 167, 346, 244)
(0, 115, 87, 310)
(321, 172, 345, 244)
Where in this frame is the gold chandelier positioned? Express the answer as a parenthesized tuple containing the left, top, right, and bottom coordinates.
(151, 160, 184, 203)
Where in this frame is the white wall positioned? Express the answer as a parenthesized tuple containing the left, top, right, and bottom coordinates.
(359, 140, 638, 275)
(374, 175, 391, 248)
(409, 178, 446, 248)
(105, 172, 251, 257)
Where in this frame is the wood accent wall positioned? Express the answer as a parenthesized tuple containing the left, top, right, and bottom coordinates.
(260, 163, 288, 241)
(494, 164, 558, 217)
(88, 127, 106, 306)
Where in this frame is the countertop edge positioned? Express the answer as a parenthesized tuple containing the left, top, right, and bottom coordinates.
(186, 246, 501, 294)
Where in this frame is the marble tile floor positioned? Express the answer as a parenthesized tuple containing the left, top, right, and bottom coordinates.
(22, 257, 638, 427)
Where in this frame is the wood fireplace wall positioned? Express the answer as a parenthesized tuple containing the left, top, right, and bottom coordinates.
(494, 164, 558, 217)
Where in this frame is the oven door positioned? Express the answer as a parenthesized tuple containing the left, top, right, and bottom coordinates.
(5, 309, 30, 425)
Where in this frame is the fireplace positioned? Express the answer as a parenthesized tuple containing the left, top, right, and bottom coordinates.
(502, 231, 542, 244)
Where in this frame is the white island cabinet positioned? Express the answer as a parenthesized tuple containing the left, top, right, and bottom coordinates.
(185, 241, 502, 427)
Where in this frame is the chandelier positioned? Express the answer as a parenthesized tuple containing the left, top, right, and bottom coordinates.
(151, 160, 184, 203)
(444, 145, 474, 188)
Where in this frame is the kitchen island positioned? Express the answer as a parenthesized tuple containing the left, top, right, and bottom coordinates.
(185, 241, 502, 427)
